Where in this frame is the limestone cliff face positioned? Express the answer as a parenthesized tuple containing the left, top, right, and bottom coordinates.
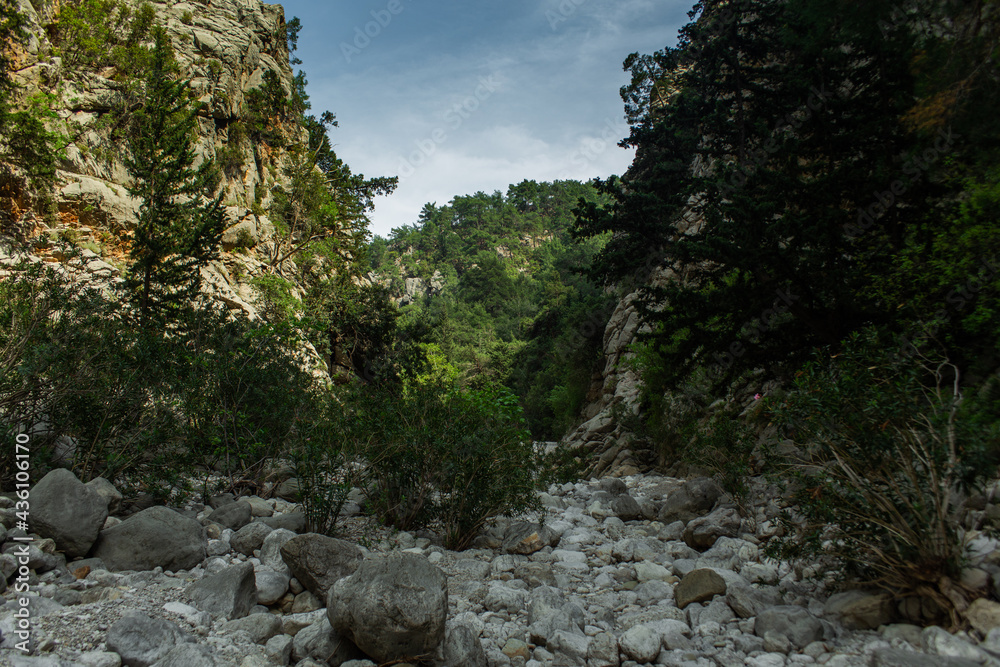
(4, 0, 307, 319)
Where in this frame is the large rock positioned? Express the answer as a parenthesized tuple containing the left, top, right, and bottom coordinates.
(92, 506, 207, 572)
(29, 468, 108, 558)
(502, 522, 559, 555)
(727, 584, 781, 619)
(185, 562, 257, 620)
(205, 501, 252, 531)
(755, 606, 824, 650)
(657, 477, 724, 524)
(105, 613, 187, 667)
(230, 522, 273, 556)
(823, 590, 895, 630)
(328, 553, 448, 662)
(966, 598, 1000, 635)
(682, 507, 741, 550)
(280, 533, 363, 600)
(221, 613, 283, 644)
(260, 511, 306, 533)
(675, 568, 727, 609)
(611, 494, 642, 521)
(618, 624, 661, 663)
(85, 477, 123, 515)
(291, 616, 366, 664)
(259, 528, 297, 570)
(439, 622, 487, 667)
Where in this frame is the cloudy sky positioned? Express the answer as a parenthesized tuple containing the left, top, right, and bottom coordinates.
(277, 0, 693, 237)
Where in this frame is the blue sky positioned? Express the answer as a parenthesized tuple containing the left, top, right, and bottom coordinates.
(277, 0, 693, 237)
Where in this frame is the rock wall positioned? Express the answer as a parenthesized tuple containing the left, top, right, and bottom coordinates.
(4, 0, 307, 319)
(562, 288, 649, 478)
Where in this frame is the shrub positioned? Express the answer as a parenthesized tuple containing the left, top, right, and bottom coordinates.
(0, 261, 183, 490)
(175, 311, 323, 493)
(767, 328, 998, 626)
(351, 381, 540, 550)
(683, 413, 761, 520)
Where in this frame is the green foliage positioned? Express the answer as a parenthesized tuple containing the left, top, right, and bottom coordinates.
(0, 259, 332, 501)
(285, 16, 302, 66)
(252, 274, 300, 324)
(767, 328, 999, 624)
(574, 0, 931, 390)
(3, 92, 66, 193)
(0, 262, 180, 489)
(123, 28, 224, 323)
(683, 414, 761, 518)
(371, 180, 612, 439)
(175, 310, 323, 492)
(54, 0, 156, 78)
(348, 381, 540, 550)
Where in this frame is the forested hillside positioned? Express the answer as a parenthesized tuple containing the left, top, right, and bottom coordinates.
(366, 180, 614, 440)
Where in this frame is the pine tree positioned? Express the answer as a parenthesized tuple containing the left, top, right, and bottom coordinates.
(123, 27, 224, 323)
(575, 0, 927, 388)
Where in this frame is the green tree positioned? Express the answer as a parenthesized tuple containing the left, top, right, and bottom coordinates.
(123, 28, 224, 323)
(575, 0, 928, 390)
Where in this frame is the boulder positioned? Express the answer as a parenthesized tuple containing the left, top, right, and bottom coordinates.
(255, 570, 290, 606)
(502, 522, 560, 555)
(291, 616, 366, 664)
(29, 468, 108, 558)
(85, 477, 123, 515)
(205, 501, 252, 531)
(106, 613, 187, 667)
(185, 561, 257, 620)
(230, 522, 274, 556)
(221, 613, 282, 644)
(275, 478, 301, 501)
(611, 494, 642, 521)
(966, 598, 1000, 635)
(726, 584, 781, 619)
(280, 533, 363, 600)
(260, 511, 306, 533)
(682, 507, 741, 551)
(599, 477, 628, 496)
(619, 624, 661, 663)
(823, 590, 895, 630)
(755, 606, 824, 650)
(259, 528, 297, 570)
(657, 477, 724, 524)
(328, 552, 448, 662)
(91, 506, 207, 572)
(675, 569, 728, 609)
(439, 623, 487, 667)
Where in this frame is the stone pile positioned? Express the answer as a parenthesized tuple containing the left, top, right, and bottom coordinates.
(2, 469, 1000, 667)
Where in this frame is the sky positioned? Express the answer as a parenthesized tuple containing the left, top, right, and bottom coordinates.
(276, 0, 694, 238)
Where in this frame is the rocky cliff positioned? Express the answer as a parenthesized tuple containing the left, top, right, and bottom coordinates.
(3, 0, 307, 319)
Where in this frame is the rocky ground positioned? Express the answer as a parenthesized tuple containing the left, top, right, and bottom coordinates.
(2, 470, 1000, 667)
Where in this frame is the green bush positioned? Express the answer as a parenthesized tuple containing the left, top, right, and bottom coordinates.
(348, 381, 540, 550)
(683, 413, 761, 520)
(175, 311, 323, 493)
(768, 328, 999, 625)
(0, 260, 330, 502)
(0, 262, 183, 493)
